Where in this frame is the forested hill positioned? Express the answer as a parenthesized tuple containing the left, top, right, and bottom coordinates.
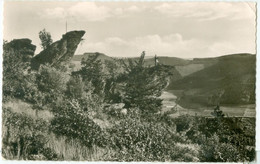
(167, 53, 256, 108)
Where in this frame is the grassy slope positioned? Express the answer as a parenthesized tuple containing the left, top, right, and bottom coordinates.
(2, 99, 111, 160)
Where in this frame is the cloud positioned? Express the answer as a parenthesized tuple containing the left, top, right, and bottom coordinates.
(44, 7, 66, 19)
(68, 2, 111, 21)
(155, 2, 256, 21)
(41, 2, 111, 21)
(81, 34, 205, 58)
(80, 33, 255, 58)
(40, 2, 144, 21)
(126, 5, 142, 12)
(40, 2, 255, 22)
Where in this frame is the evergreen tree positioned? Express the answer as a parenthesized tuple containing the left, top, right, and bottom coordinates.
(39, 29, 53, 50)
(121, 51, 172, 114)
(74, 53, 105, 96)
(211, 105, 225, 119)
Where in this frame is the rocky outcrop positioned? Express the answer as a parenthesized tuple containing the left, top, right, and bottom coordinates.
(4, 39, 36, 62)
(31, 30, 85, 69)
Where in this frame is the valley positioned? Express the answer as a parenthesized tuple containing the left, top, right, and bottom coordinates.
(160, 91, 255, 118)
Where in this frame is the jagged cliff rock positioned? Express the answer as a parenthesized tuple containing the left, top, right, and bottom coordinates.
(31, 30, 85, 69)
(4, 39, 36, 62)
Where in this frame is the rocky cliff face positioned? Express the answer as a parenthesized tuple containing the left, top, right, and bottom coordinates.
(31, 30, 85, 69)
(4, 39, 36, 62)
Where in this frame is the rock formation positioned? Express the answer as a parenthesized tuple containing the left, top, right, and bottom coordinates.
(31, 30, 85, 69)
(4, 39, 36, 62)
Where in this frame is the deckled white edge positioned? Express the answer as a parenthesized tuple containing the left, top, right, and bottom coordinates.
(0, 1, 258, 164)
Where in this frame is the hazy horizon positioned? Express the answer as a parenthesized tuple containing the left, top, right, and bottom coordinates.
(4, 1, 256, 58)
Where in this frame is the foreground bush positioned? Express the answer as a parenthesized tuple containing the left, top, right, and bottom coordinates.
(51, 99, 107, 148)
(2, 107, 57, 160)
(108, 116, 198, 161)
(185, 115, 255, 162)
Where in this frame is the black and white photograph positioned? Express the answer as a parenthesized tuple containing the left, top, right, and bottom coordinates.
(1, 1, 257, 162)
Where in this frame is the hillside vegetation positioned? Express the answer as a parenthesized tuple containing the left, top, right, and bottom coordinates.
(2, 31, 255, 162)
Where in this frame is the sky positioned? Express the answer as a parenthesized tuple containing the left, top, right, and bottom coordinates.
(3, 1, 256, 58)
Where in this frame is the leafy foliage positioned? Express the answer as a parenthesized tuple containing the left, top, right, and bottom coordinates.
(199, 133, 241, 162)
(50, 98, 106, 148)
(21, 65, 69, 110)
(66, 75, 86, 98)
(3, 40, 31, 100)
(185, 107, 255, 162)
(74, 54, 105, 95)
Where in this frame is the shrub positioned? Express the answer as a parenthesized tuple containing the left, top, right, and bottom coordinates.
(173, 114, 193, 132)
(66, 75, 85, 98)
(199, 133, 241, 162)
(32, 64, 69, 107)
(108, 117, 195, 161)
(50, 99, 107, 148)
(186, 116, 256, 162)
(36, 64, 68, 94)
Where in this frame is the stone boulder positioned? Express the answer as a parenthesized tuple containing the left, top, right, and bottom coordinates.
(120, 108, 127, 115)
(110, 103, 125, 110)
(31, 30, 85, 69)
(4, 39, 36, 62)
(104, 103, 127, 117)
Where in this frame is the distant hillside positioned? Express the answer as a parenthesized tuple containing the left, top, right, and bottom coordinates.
(144, 56, 190, 66)
(71, 52, 114, 70)
(71, 53, 207, 77)
(73, 53, 189, 65)
(167, 53, 256, 108)
(73, 52, 113, 62)
(71, 52, 183, 82)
